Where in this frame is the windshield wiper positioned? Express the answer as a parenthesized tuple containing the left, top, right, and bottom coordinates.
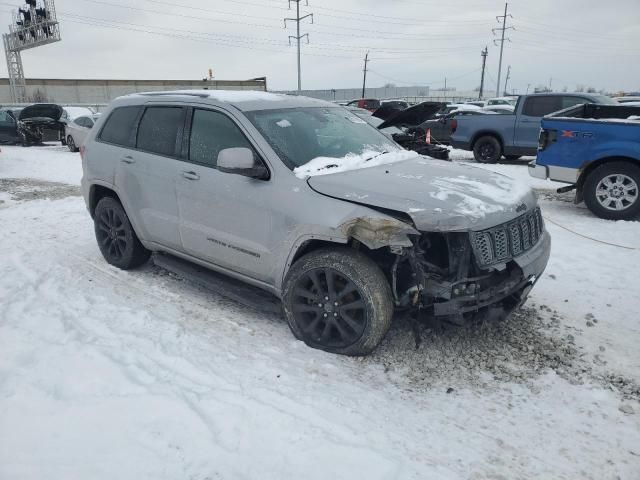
(364, 150, 390, 162)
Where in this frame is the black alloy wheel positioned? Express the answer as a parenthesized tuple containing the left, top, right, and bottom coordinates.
(96, 205, 128, 262)
(291, 267, 367, 349)
(94, 197, 150, 269)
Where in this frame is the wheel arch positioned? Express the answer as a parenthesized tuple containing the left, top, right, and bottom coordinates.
(88, 184, 122, 219)
(470, 130, 505, 151)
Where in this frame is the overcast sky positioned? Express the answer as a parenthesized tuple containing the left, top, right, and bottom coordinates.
(1, 0, 639, 94)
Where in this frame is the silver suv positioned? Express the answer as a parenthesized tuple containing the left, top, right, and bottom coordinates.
(81, 90, 551, 356)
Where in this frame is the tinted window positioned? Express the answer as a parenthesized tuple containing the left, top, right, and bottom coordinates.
(99, 106, 142, 147)
(0, 110, 15, 124)
(522, 96, 562, 117)
(76, 116, 92, 128)
(189, 109, 254, 167)
(561, 96, 590, 109)
(136, 107, 184, 157)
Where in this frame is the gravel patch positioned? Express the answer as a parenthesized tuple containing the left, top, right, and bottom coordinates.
(0, 178, 81, 202)
(366, 304, 640, 400)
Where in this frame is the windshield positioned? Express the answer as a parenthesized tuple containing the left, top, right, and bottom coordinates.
(245, 107, 399, 169)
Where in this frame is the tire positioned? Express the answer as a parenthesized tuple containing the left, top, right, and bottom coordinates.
(282, 247, 394, 356)
(94, 196, 151, 269)
(67, 135, 78, 152)
(504, 155, 521, 161)
(473, 136, 502, 163)
(583, 161, 640, 220)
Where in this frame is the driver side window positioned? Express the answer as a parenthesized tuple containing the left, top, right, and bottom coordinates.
(189, 109, 255, 167)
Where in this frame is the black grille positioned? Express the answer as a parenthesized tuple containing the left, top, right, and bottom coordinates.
(471, 208, 545, 267)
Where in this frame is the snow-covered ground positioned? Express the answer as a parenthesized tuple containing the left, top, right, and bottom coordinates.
(1, 145, 639, 480)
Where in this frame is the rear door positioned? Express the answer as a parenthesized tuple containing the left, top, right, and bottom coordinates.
(514, 96, 562, 149)
(112, 105, 185, 251)
(175, 107, 273, 282)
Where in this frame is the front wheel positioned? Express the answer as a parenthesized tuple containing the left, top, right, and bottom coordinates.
(94, 197, 151, 269)
(473, 136, 502, 163)
(282, 248, 394, 356)
(583, 161, 640, 220)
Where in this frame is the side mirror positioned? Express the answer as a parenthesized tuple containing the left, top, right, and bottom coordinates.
(217, 147, 268, 179)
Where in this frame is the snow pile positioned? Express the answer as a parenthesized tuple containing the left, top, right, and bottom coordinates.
(429, 173, 533, 218)
(293, 149, 419, 179)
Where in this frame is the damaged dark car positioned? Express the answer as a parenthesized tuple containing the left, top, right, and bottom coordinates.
(81, 91, 551, 356)
(350, 102, 451, 160)
(17, 103, 65, 146)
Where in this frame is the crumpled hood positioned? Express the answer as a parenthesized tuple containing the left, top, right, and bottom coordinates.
(19, 104, 63, 122)
(307, 157, 538, 231)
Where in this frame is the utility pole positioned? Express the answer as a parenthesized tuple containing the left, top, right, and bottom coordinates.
(284, 0, 313, 94)
(548, 77, 553, 92)
(479, 46, 488, 100)
(361, 51, 369, 98)
(444, 77, 447, 100)
(493, 2, 513, 97)
(503, 65, 511, 95)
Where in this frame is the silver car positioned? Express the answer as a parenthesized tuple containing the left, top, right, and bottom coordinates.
(65, 114, 100, 152)
(81, 90, 550, 355)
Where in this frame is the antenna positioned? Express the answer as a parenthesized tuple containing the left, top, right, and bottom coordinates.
(3, 0, 61, 103)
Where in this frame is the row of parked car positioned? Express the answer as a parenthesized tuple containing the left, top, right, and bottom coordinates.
(345, 93, 640, 221)
(0, 103, 99, 149)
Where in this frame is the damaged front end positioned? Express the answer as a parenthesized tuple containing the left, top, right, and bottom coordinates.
(387, 208, 551, 326)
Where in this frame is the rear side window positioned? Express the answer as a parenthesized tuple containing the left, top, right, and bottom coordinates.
(136, 107, 184, 157)
(189, 109, 254, 167)
(522, 96, 562, 117)
(99, 106, 141, 147)
(561, 96, 589, 109)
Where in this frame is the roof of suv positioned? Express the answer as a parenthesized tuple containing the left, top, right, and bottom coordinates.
(123, 89, 333, 112)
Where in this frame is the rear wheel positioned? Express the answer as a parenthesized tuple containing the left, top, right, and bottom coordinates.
(67, 135, 78, 152)
(94, 197, 151, 269)
(282, 248, 393, 356)
(583, 161, 640, 220)
(473, 136, 502, 163)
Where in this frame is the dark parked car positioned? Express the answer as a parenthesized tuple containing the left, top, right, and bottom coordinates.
(348, 107, 449, 160)
(419, 110, 492, 145)
(17, 104, 66, 146)
(0, 108, 21, 144)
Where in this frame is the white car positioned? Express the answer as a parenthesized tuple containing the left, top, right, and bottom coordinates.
(482, 105, 515, 114)
(65, 114, 100, 152)
(486, 96, 518, 106)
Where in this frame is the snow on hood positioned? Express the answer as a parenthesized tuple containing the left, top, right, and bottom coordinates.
(293, 150, 420, 179)
(307, 157, 538, 231)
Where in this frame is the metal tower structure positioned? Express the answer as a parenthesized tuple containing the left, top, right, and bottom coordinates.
(3, 0, 61, 103)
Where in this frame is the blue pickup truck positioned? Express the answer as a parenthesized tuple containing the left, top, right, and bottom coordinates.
(450, 93, 618, 163)
(529, 103, 640, 220)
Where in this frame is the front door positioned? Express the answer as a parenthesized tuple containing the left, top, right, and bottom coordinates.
(176, 107, 274, 283)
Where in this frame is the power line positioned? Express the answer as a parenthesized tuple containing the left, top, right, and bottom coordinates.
(492, 2, 513, 97)
(284, 0, 313, 93)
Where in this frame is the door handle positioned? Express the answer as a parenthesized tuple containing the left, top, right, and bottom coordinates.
(182, 171, 200, 181)
(121, 155, 135, 164)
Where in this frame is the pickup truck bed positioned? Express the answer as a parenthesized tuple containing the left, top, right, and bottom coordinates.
(529, 103, 640, 220)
